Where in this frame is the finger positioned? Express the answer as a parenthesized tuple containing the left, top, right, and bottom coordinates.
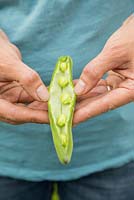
(0, 81, 31, 103)
(75, 93, 105, 111)
(0, 31, 48, 101)
(114, 61, 134, 80)
(76, 79, 107, 102)
(0, 81, 19, 94)
(106, 71, 124, 89)
(77, 85, 108, 102)
(97, 79, 107, 86)
(9, 43, 22, 59)
(28, 101, 48, 111)
(0, 81, 11, 88)
(0, 29, 9, 41)
(0, 81, 34, 103)
(73, 79, 107, 102)
(0, 99, 49, 124)
(119, 79, 134, 93)
(0, 117, 22, 125)
(74, 53, 112, 95)
(9, 81, 34, 103)
(0, 29, 21, 61)
(8, 61, 49, 102)
(75, 80, 109, 110)
(14, 103, 26, 107)
(15, 101, 48, 111)
(74, 42, 127, 95)
(73, 79, 78, 86)
(18, 88, 33, 103)
(73, 87, 133, 124)
(0, 81, 33, 103)
(0, 86, 23, 103)
(123, 14, 134, 26)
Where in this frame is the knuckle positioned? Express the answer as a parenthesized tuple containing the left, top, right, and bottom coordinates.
(30, 118, 38, 123)
(84, 108, 91, 118)
(103, 42, 128, 64)
(127, 90, 134, 101)
(83, 66, 99, 81)
(82, 67, 90, 79)
(22, 70, 40, 86)
(10, 44, 22, 59)
(9, 107, 19, 121)
(108, 103, 116, 111)
(104, 44, 117, 57)
(123, 14, 134, 26)
(101, 98, 115, 112)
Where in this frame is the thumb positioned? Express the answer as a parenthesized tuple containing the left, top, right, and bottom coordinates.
(74, 52, 117, 95)
(74, 25, 129, 96)
(15, 62, 49, 101)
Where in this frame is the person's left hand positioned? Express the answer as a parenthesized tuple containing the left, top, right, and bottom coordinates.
(73, 14, 134, 125)
(73, 72, 128, 125)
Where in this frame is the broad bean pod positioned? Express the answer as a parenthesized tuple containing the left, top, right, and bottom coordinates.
(48, 56, 76, 164)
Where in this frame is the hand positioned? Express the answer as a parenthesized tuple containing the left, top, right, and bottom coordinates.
(0, 29, 49, 124)
(0, 81, 49, 124)
(74, 14, 134, 124)
(73, 79, 109, 125)
(0, 29, 49, 101)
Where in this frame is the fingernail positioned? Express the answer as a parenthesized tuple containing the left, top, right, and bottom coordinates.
(37, 85, 49, 101)
(74, 79, 86, 95)
(91, 86, 108, 94)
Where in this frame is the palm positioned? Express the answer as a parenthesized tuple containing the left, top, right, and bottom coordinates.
(0, 81, 48, 124)
(73, 71, 134, 125)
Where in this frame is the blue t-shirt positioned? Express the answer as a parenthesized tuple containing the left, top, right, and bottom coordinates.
(0, 0, 133, 181)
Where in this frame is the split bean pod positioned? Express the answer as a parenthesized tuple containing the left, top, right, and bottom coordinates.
(48, 56, 76, 164)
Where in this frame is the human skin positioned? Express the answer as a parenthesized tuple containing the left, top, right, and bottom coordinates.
(0, 30, 107, 125)
(0, 77, 106, 124)
(74, 14, 134, 125)
(0, 29, 49, 124)
(1, 14, 134, 125)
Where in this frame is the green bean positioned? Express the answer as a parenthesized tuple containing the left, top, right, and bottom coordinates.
(48, 56, 76, 164)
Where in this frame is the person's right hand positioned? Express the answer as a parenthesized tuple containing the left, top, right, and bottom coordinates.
(0, 29, 49, 124)
(0, 81, 49, 124)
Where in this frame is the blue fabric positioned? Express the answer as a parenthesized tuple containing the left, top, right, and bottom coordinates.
(58, 161, 134, 200)
(0, 176, 52, 200)
(0, 0, 134, 181)
(0, 161, 134, 200)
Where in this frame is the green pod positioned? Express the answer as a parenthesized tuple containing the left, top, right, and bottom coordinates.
(48, 56, 76, 164)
